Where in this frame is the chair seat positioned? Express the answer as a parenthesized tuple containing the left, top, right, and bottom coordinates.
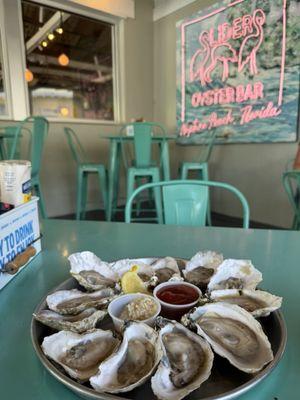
(128, 166, 160, 176)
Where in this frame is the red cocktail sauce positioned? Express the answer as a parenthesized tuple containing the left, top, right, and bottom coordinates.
(156, 284, 199, 305)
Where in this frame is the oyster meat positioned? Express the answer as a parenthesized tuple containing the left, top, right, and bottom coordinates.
(42, 329, 120, 381)
(69, 251, 118, 291)
(90, 321, 163, 393)
(46, 288, 115, 315)
(189, 302, 273, 373)
(34, 307, 106, 333)
(151, 318, 214, 400)
(207, 259, 262, 292)
(152, 257, 181, 283)
(210, 289, 282, 317)
(183, 251, 223, 289)
(110, 259, 154, 282)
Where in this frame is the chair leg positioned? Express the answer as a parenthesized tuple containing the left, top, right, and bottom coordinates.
(98, 168, 108, 221)
(180, 164, 189, 179)
(33, 181, 47, 219)
(81, 173, 88, 220)
(76, 169, 83, 220)
(127, 170, 136, 218)
(152, 170, 163, 224)
(200, 163, 212, 226)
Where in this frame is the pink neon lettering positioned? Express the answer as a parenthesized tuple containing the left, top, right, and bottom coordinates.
(240, 102, 281, 125)
(191, 82, 264, 107)
(208, 110, 234, 129)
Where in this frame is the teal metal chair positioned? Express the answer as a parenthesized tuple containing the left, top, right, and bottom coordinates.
(120, 122, 166, 223)
(64, 127, 108, 220)
(4, 116, 48, 218)
(125, 180, 250, 228)
(282, 170, 300, 230)
(179, 131, 218, 225)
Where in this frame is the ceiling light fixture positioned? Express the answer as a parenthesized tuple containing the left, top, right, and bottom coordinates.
(25, 68, 34, 82)
(58, 53, 69, 66)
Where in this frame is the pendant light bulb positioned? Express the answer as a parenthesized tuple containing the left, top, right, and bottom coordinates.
(58, 53, 69, 66)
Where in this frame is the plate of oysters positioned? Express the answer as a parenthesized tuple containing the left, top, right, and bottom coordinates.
(31, 250, 286, 400)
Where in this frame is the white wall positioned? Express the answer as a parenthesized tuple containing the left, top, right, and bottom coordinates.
(153, 0, 298, 228)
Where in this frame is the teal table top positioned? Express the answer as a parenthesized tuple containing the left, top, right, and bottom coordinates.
(0, 220, 298, 400)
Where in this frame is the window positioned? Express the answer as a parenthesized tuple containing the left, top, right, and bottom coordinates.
(21, 1, 115, 121)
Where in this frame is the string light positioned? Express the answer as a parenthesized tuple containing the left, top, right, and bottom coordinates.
(56, 27, 63, 34)
(48, 33, 55, 40)
(58, 53, 69, 66)
(41, 40, 48, 47)
(60, 107, 69, 117)
(25, 68, 34, 82)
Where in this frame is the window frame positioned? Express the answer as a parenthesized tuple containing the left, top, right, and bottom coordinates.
(0, 0, 124, 124)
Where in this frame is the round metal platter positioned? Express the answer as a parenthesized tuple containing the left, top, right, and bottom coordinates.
(31, 258, 287, 400)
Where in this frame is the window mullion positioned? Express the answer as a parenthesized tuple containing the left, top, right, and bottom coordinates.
(2, 0, 29, 120)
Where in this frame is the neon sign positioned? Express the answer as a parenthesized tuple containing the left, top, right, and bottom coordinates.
(177, 0, 299, 144)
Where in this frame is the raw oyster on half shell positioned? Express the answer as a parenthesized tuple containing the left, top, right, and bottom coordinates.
(69, 251, 118, 291)
(151, 318, 214, 400)
(46, 288, 115, 315)
(207, 259, 262, 292)
(189, 302, 273, 373)
(34, 307, 106, 333)
(210, 289, 282, 317)
(42, 329, 120, 381)
(151, 257, 181, 283)
(183, 251, 223, 289)
(110, 259, 155, 282)
(90, 321, 163, 393)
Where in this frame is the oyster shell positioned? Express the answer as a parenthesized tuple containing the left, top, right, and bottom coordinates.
(46, 288, 115, 315)
(90, 321, 163, 393)
(152, 257, 181, 283)
(183, 251, 223, 289)
(189, 302, 273, 373)
(110, 259, 154, 282)
(69, 251, 118, 291)
(207, 259, 262, 292)
(34, 307, 106, 333)
(42, 329, 120, 381)
(151, 318, 214, 400)
(210, 289, 282, 317)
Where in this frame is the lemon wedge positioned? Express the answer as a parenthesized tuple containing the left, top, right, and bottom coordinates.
(120, 265, 148, 294)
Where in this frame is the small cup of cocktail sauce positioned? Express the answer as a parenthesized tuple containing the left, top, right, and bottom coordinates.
(153, 282, 201, 320)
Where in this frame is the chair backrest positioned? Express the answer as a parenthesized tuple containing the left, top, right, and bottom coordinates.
(119, 122, 166, 168)
(282, 170, 300, 216)
(30, 116, 49, 177)
(64, 127, 87, 164)
(125, 180, 250, 228)
(6, 116, 48, 177)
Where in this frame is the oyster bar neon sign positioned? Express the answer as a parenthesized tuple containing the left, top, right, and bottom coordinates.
(179, 0, 287, 137)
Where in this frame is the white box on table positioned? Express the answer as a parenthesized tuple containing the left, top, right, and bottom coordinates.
(0, 196, 41, 290)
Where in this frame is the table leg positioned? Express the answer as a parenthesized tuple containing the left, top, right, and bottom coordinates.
(161, 140, 171, 181)
(107, 140, 118, 221)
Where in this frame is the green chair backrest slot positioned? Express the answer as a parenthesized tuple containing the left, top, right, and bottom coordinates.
(162, 183, 208, 226)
